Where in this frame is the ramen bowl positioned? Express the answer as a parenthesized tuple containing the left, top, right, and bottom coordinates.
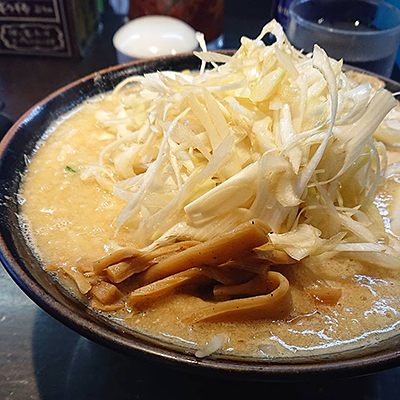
(1, 54, 400, 381)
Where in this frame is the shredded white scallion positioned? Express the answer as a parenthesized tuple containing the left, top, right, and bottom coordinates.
(83, 20, 400, 269)
(195, 334, 226, 358)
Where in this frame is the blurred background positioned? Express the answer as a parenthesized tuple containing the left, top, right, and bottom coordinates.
(0, 0, 399, 126)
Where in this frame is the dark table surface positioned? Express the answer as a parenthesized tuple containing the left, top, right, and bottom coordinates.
(1, 4, 400, 400)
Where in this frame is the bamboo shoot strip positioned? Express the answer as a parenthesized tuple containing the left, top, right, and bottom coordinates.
(107, 241, 200, 283)
(213, 274, 271, 297)
(185, 271, 292, 323)
(134, 220, 269, 287)
(90, 299, 125, 312)
(61, 265, 92, 294)
(306, 287, 342, 305)
(129, 268, 211, 307)
(107, 258, 154, 284)
(219, 260, 270, 274)
(93, 248, 142, 274)
(90, 281, 123, 304)
(201, 266, 255, 285)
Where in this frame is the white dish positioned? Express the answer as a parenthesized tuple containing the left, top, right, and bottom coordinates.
(113, 15, 198, 63)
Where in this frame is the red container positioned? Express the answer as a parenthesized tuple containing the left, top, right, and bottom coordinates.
(128, 0, 224, 43)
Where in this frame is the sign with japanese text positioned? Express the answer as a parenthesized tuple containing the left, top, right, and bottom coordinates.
(0, 0, 71, 56)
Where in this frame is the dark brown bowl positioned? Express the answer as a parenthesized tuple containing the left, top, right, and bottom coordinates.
(1, 53, 400, 381)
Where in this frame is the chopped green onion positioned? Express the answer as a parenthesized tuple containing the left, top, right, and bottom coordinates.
(65, 166, 76, 173)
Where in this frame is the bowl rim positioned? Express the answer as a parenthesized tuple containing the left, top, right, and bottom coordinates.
(1, 52, 400, 381)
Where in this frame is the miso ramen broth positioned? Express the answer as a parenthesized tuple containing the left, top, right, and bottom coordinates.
(19, 94, 400, 358)
(18, 20, 400, 359)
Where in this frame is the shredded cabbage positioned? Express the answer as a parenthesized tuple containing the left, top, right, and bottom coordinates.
(83, 19, 400, 269)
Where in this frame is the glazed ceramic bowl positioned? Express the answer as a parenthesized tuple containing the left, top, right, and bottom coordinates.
(1, 53, 400, 381)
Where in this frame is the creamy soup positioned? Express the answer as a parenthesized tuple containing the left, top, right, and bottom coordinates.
(19, 95, 400, 359)
(17, 20, 400, 359)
